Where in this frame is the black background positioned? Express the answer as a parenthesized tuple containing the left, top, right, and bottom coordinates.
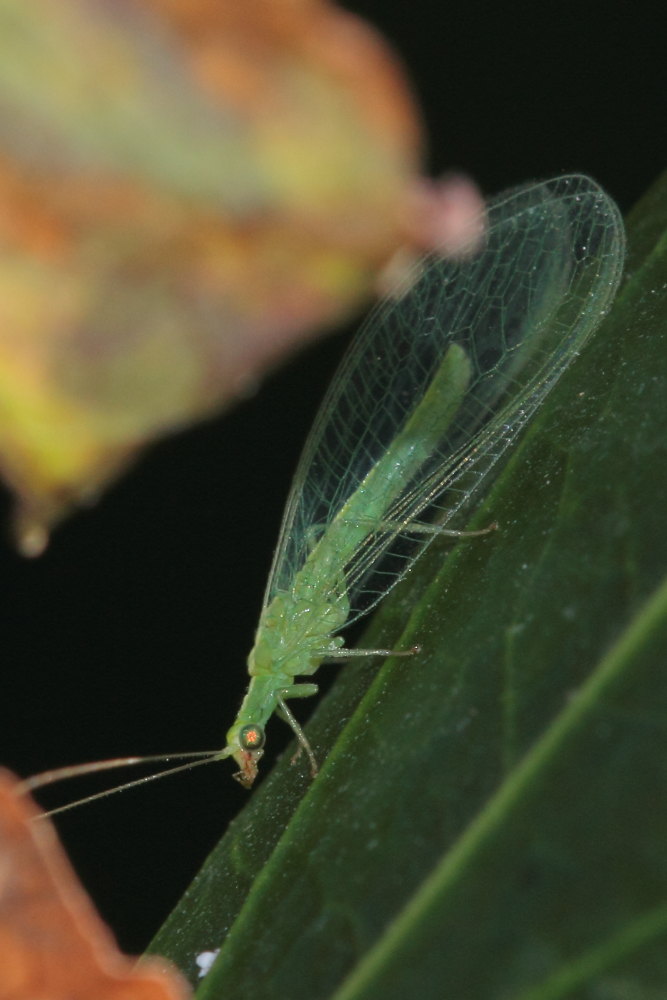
(0, 0, 663, 954)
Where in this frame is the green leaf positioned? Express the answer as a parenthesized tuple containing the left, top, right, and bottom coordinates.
(150, 171, 667, 1000)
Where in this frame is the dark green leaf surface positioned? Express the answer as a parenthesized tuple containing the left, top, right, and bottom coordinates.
(150, 172, 667, 1000)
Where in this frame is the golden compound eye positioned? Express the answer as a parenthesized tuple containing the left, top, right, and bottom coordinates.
(239, 724, 265, 751)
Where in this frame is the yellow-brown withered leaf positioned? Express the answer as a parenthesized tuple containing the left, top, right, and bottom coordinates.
(0, 0, 482, 555)
(0, 768, 192, 1000)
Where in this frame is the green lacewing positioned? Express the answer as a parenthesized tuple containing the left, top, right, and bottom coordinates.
(219, 173, 625, 787)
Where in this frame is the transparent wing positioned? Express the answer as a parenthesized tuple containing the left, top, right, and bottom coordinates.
(264, 174, 625, 623)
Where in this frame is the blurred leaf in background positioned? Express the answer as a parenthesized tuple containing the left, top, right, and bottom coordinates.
(0, 767, 191, 1000)
(0, 0, 483, 555)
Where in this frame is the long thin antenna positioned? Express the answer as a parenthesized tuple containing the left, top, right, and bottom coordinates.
(17, 751, 226, 817)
